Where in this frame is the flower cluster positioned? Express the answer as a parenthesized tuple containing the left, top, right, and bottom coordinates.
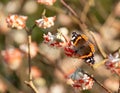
(105, 53, 120, 73)
(6, 14, 56, 30)
(67, 69, 94, 90)
(35, 16, 56, 29)
(43, 31, 77, 56)
(43, 31, 82, 57)
(6, 14, 27, 29)
(1, 48, 22, 70)
(64, 41, 75, 57)
(43, 32, 66, 47)
(37, 0, 56, 6)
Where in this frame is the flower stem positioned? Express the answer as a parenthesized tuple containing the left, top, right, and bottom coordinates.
(25, 80, 39, 93)
(60, 0, 93, 40)
(90, 32, 107, 58)
(85, 73, 112, 93)
(30, 24, 36, 33)
(27, 34, 32, 81)
(24, 24, 39, 93)
(93, 78, 112, 93)
(60, 0, 79, 20)
(25, 24, 36, 80)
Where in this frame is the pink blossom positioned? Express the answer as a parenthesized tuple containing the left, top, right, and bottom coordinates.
(37, 0, 56, 6)
(35, 16, 56, 29)
(6, 14, 27, 29)
(1, 48, 22, 70)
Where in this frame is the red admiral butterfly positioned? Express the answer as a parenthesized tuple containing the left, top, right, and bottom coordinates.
(71, 32, 95, 64)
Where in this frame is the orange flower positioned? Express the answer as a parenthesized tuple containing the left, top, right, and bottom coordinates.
(6, 14, 27, 29)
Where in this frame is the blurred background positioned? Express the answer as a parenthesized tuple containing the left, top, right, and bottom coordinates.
(0, 0, 120, 93)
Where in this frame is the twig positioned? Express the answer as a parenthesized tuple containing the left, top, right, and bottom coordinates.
(27, 34, 32, 81)
(60, 0, 93, 40)
(90, 31, 107, 58)
(25, 24, 36, 80)
(60, 0, 80, 21)
(85, 73, 112, 93)
(30, 24, 36, 33)
(57, 29, 68, 43)
(42, 9, 46, 17)
(24, 80, 39, 93)
(80, 0, 94, 23)
(16, 0, 27, 14)
(24, 24, 38, 93)
(93, 78, 112, 93)
(93, 59, 107, 69)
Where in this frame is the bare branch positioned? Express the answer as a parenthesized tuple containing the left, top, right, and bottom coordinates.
(25, 80, 39, 93)
(90, 31, 107, 58)
(85, 73, 112, 93)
